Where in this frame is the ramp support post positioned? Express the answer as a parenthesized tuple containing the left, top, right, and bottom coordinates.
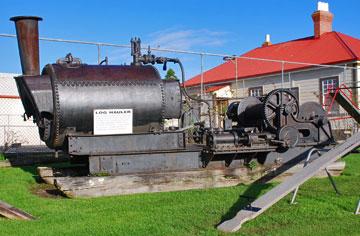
(324, 168, 341, 195)
(291, 148, 340, 204)
(291, 148, 320, 204)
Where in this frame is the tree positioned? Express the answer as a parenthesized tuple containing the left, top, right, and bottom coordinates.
(164, 68, 178, 80)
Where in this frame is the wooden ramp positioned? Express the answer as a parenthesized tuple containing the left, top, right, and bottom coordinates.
(0, 200, 35, 220)
(217, 132, 360, 233)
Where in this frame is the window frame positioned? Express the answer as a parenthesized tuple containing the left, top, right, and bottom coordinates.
(319, 76, 340, 115)
(248, 86, 263, 97)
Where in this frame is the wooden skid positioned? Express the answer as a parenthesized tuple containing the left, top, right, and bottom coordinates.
(38, 160, 345, 198)
(0, 160, 11, 168)
(0, 200, 35, 220)
(217, 132, 360, 233)
(37, 166, 88, 185)
(54, 168, 251, 198)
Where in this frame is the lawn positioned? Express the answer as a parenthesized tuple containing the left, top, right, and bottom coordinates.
(0, 154, 359, 236)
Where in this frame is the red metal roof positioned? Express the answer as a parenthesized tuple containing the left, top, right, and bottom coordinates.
(204, 84, 229, 93)
(184, 32, 360, 87)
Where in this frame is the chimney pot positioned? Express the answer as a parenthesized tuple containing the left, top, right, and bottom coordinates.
(262, 34, 272, 47)
(266, 34, 271, 42)
(312, 2, 333, 38)
(317, 1, 329, 11)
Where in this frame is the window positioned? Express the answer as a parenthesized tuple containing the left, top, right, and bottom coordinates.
(215, 99, 229, 115)
(320, 77, 339, 114)
(248, 86, 263, 97)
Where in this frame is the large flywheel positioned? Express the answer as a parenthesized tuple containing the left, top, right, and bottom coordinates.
(263, 89, 299, 131)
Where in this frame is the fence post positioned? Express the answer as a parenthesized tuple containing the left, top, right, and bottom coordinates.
(242, 79, 245, 97)
(281, 61, 285, 88)
(343, 64, 347, 85)
(2, 126, 5, 147)
(235, 57, 238, 97)
(288, 72, 292, 88)
(200, 54, 204, 99)
(97, 44, 101, 64)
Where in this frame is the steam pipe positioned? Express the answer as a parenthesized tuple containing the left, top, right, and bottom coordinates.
(177, 60, 212, 129)
(10, 16, 42, 76)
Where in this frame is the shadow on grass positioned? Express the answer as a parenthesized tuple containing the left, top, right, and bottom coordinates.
(218, 182, 272, 224)
(3, 147, 86, 182)
(29, 181, 68, 198)
(218, 152, 310, 226)
(19, 163, 85, 199)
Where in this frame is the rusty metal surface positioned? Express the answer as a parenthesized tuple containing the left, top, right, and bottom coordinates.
(10, 16, 42, 76)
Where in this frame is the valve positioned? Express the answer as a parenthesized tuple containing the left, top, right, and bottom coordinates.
(130, 37, 180, 70)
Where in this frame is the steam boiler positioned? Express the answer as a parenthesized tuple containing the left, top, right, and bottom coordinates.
(10, 16, 335, 176)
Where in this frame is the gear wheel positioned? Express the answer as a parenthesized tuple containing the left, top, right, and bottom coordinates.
(263, 89, 299, 131)
(278, 126, 299, 148)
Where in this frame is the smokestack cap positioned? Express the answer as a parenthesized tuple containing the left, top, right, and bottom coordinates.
(10, 16, 42, 22)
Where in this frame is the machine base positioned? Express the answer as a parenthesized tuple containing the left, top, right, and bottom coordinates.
(89, 150, 201, 175)
(68, 132, 186, 156)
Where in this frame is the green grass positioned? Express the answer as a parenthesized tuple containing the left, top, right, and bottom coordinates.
(0, 153, 5, 161)
(0, 155, 359, 236)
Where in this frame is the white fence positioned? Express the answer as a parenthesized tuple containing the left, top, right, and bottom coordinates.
(0, 73, 42, 147)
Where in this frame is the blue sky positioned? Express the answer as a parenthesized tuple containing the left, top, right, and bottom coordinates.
(0, 0, 359, 79)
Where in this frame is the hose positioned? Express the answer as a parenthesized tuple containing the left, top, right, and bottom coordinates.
(176, 60, 213, 129)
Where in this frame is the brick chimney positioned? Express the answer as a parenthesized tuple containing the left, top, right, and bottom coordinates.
(311, 2, 333, 38)
(262, 34, 272, 47)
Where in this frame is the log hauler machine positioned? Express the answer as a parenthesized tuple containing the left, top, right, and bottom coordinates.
(10, 16, 335, 176)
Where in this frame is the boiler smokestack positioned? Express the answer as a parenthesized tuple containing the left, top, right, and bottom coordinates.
(10, 16, 42, 76)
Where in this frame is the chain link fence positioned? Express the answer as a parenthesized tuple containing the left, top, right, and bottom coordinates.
(0, 73, 43, 150)
(0, 34, 359, 149)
